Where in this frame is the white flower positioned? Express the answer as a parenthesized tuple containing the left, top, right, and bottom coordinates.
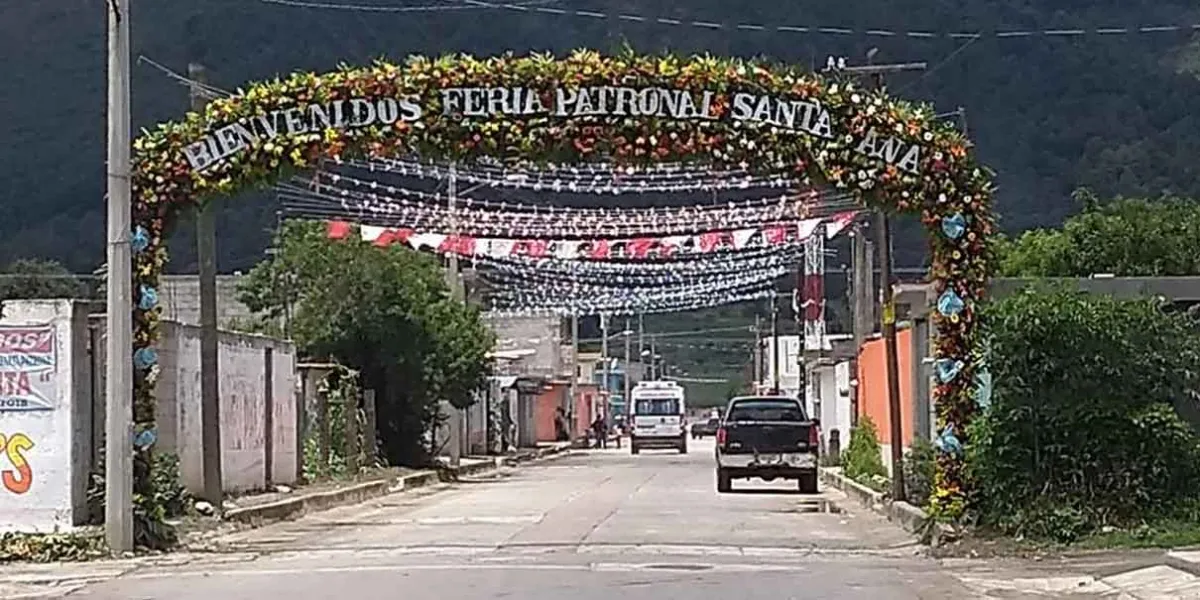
(851, 93, 862, 103)
(923, 132, 934, 142)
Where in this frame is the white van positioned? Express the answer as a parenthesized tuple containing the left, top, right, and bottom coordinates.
(629, 380, 687, 454)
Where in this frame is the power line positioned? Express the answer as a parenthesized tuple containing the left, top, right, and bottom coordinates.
(259, 0, 559, 12)
(259, 0, 491, 12)
(444, 5, 1200, 42)
(138, 55, 229, 98)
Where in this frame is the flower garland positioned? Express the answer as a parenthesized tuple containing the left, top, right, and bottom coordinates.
(130, 50, 994, 528)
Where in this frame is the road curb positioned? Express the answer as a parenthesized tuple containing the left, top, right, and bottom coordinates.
(223, 443, 571, 525)
(819, 467, 941, 540)
(1165, 550, 1200, 577)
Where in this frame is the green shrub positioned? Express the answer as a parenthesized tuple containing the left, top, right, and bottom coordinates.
(903, 437, 936, 508)
(968, 288, 1200, 542)
(844, 415, 888, 485)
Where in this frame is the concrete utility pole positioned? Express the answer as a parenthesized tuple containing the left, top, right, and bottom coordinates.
(600, 313, 610, 427)
(849, 224, 874, 425)
(569, 311, 579, 419)
(637, 312, 645, 378)
(105, 0, 134, 552)
(752, 313, 762, 391)
(623, 319, 632, 410)
(770, 294, 780, 393)
(191, 63, 223, 508)
(846, 51, 927, 503)
(649, 334, 658, 379)
(446, 162, 461, 299)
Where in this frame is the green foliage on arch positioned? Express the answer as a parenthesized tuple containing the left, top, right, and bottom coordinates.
(128, 50, 996, 540)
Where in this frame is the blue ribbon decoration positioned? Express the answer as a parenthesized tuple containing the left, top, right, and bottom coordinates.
(133, 428, 157, 449)
(941, 213, 966, 240)
(934, 425, 963, 457)
(133, 347, 158, 370)
(935, 358, 965, 383)
(131, 226, 151, 254)
(137, 285, 159, 311)
(974, 370, 994, 410)
(937, 290, 966, 317)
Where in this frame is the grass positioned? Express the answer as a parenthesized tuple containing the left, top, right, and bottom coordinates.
(1071, 519, 1200, 550)
(0, 530, 109, 564)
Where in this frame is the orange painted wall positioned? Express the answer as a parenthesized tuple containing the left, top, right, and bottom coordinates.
(857, 328, 915, 447)
(534, 385, 563, 443)
(534, 383, 600, 442)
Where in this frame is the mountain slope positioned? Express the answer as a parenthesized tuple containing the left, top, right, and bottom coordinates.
(2, 0, 1199, 271)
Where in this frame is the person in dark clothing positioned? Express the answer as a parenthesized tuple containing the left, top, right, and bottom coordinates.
(554, 407, 570, 442)
(592, 413, 608, 449)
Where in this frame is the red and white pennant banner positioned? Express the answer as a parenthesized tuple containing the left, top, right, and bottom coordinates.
(326, 211, 859, 260)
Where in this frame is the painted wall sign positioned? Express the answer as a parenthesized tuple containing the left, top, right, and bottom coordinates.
(0, 325, 57, 412)
(185, 85, 923, 175)
(0, 432, 34, 494)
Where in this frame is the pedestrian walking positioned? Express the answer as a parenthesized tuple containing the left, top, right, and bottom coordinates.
(592, 413, 608, 449)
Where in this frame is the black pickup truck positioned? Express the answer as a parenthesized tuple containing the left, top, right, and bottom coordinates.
(714, 396, 820, 494)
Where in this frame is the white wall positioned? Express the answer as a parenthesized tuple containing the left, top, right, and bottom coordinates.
(0, 300, 91, 533)
(157, 321, 298, 494)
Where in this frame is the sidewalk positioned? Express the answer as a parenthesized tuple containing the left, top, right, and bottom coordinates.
(222, 442, 572, 524)
(0, 442, 573, 599)
(821, 466, 1200, 599)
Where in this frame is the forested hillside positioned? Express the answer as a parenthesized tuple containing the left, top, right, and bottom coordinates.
(2, 0, 1200, 272)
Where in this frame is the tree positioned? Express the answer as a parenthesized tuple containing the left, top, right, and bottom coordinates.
(969, 287, 1200, 541)
(998, 194, 1200, 277)
(237, 221, 495, 466)
(0, 258, 87, 302)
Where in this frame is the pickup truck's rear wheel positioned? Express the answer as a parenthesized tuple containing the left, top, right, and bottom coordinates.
(798, 471, 819, 494)
(716, 468, 732, 493)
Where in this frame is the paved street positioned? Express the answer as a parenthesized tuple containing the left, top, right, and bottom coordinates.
(24, 440, 1142, 599)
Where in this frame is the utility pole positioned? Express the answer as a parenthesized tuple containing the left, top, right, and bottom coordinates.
(649, 334, 658, 380)
(623, 319, 631, 414)
(601, 313, 610, 428)
(637, 312, 645, 379)
(753, 313, 762, 392)
(845, 51, 926, 502)
(850, 223, 874, 426)
(770, 294, 780, 393)
(191, 63, 223, 509)
(569, 310, 579, 423)
(446, 162, 460, 300)
(105, 0, 134, 553)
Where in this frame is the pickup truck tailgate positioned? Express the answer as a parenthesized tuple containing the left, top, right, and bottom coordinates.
(724, 422, 814, 454)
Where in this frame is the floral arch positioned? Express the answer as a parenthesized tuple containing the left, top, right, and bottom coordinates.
(130, 50, 994, 522)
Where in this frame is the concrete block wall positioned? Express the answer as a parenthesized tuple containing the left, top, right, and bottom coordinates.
(486, 315, 564, 378)
(89, 316, 299, 496)
(159, 275, 253, 327)
(156, 321, 298, 494)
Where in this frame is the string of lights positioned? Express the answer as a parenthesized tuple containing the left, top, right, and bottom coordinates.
(346, 157, 803, 194)
(486, 286, 777, 317)
(488, 270, 782, 304)
(479, 262, 792, 289)
(469, 246, 808, 279)
(278, 175, 855, 237)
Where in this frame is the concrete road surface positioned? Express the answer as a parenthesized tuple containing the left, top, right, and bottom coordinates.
(55, 440, 1118, 599)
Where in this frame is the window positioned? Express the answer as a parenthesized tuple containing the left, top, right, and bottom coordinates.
(727, 399, 805, 422)
(634, 398, 680, 416)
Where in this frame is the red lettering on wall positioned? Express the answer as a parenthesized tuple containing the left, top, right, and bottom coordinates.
(0, 372, 32, 396)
